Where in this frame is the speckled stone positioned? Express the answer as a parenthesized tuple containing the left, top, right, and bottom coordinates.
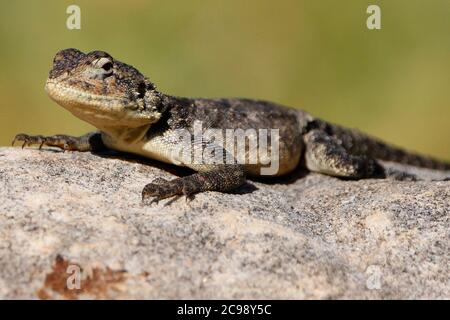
(0, 147, 448, 299)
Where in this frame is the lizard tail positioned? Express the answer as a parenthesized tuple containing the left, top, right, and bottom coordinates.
(324, 122, 450, 171)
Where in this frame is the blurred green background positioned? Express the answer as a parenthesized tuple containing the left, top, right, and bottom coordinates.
(0, 0, 449, 160)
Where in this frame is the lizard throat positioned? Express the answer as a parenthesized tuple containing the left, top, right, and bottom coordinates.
(45, 80, 161, 129)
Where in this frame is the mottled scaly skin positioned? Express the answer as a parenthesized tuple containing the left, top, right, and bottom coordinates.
(13, 48, 450, 204)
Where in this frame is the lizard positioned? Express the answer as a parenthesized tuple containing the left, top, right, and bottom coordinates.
(12, 48, 450, 204)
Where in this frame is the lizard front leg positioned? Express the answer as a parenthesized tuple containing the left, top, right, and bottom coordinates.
(142, 164, 246, 204)
(12, 131, 106, 152)
(141, 135, 246, 204)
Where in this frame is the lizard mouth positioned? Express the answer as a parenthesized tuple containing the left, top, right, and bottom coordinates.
(45, 79, 160, 127)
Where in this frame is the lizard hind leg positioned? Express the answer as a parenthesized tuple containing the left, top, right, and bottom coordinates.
(303, 129, 384, 179)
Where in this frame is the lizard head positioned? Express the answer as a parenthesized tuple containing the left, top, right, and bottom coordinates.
(45, 48, 163, 130)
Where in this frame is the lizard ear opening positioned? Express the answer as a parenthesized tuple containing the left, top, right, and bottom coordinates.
(137, 82, 146, 99)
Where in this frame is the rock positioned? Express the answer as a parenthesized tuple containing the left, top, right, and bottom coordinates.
(0, 147, 448, 299)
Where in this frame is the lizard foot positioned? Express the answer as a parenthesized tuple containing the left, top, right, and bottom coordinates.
(142, 177, 182, 204)
(141, 177, 198, 205)
(13, 134, 48, 150)
(12, 133, 96, 151)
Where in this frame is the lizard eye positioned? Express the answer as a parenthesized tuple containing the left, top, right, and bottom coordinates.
(92, 57, 113, 74)
(101, 61, 113, 71)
